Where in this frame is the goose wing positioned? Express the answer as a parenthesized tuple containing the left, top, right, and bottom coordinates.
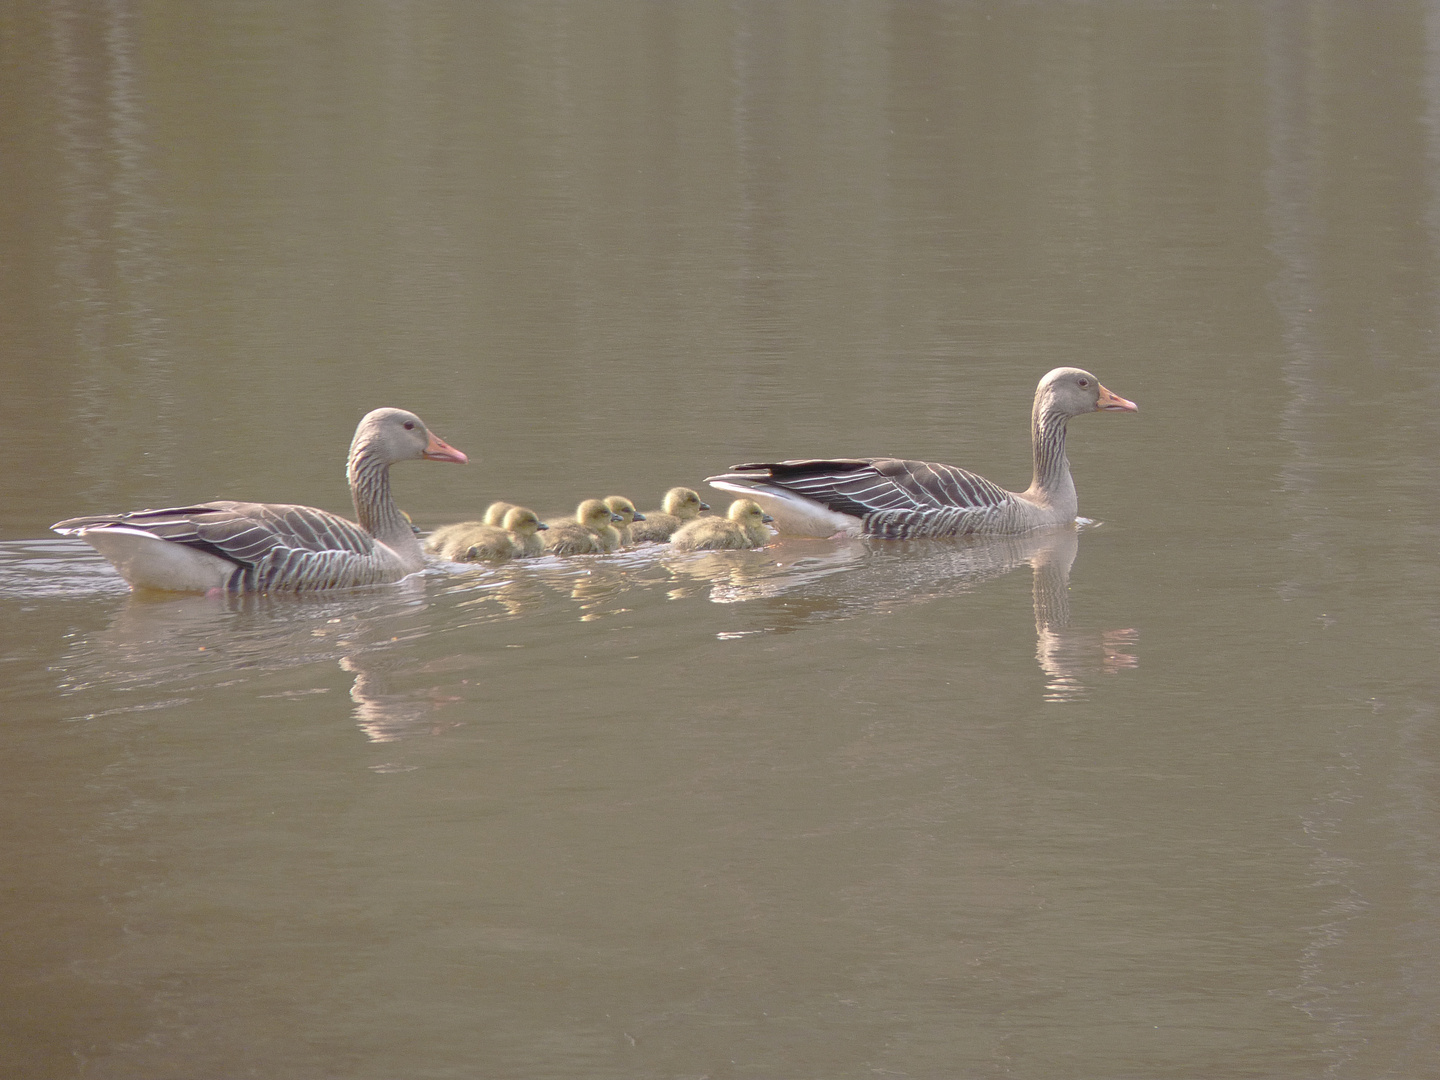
(710, 458, 1018, 538)
(53, 501, 387, 590)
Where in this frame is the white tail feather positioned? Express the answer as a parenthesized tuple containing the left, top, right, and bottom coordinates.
(706, 480, 861, 538)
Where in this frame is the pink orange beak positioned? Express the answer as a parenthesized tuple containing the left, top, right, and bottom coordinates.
(1096, 384, 1138, 412)
(423, 431, 468, 464)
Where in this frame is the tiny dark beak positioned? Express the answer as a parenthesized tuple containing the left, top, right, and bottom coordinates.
(761, 513, 774, 523)
(699, 501, 711, 511)
(536, 521, 549, 531)
(632, 512, 646, 521)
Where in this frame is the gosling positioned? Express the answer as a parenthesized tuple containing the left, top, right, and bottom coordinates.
(425, 507, 548, 562)
(603, 496, 646, 547)
(670, 499, 774, 552)
(500, 506, 549, 558)
(482, 501, 517, 527)
(544, 499, 625, 555)
(630, 486, 711, 543)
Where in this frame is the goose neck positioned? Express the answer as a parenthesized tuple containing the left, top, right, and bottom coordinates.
(1027, 399, 1075, 508)
(348, 446, 416, 551)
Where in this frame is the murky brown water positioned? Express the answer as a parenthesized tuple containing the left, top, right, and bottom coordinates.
(3, 3, 1439, 1077)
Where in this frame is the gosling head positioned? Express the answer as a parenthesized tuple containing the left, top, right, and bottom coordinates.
(662, 486, 710, 518)
(728, 499, 773, 525)
(503, 507, 546, 534)
(604, 496, 645, 524)
(483, 501, 517, 527)
(576, 499, 622, 529)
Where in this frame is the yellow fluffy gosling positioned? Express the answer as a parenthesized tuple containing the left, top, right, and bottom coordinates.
(544, 499, 624, 555)
(482, 501, 517, 527)
(670, 499, 774, 552)
(603, 496, 646, 546)
(425, 506, 548, 562)
(501, 507, 549, 558)
(630, 486, 710, 543)
(425, 520, 511, 561)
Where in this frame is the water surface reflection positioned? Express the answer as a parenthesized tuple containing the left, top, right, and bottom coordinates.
(665, 526, 1136, 701)
(15, 525, 1136, 739)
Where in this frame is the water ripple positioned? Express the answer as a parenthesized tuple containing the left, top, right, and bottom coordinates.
(10, 532, 1135, 709)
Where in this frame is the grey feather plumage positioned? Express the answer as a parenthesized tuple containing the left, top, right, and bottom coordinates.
(705, 368, 1138, 539)
(723, 458, 1018, 539)
(52, 407, 467, 592)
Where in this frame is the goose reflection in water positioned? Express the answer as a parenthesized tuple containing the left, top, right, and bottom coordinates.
(43, 519, 1131, 745)
(52, 578, 426, 695)
(82, 587, 475, 744)
(338, 652, 468, 744)
(665, 526, 1136, 701)
(1025, 530, 1139, 701)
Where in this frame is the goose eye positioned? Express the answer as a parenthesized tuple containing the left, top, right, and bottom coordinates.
(403, 421, 416, 430)
(1077, 379, 1089, 388)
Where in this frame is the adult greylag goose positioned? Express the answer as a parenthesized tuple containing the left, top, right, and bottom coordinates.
(52, 408, 467, 592)
(706, 368, 1136, 538)
(671, 499, 774, 552)
(425, 507, 548, 562)
(543, 499, 625, 555)
(630, 486, 710, 543)
(603, 496, 645, 546)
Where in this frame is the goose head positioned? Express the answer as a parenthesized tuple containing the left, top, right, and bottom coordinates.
(1036, 368, 1138, 417)
(351, 408, 468, 467)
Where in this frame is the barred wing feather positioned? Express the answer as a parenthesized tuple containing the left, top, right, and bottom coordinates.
(53, 501, 395, 590)
(721, 458, 1019, 539)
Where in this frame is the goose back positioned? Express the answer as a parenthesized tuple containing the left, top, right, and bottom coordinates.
(716, 458, 1022, 539)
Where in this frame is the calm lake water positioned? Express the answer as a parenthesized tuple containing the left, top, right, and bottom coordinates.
(2, 3, 1439, 1078)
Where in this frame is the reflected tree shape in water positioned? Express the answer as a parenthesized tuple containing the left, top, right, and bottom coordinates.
(47, 1, 179, 504)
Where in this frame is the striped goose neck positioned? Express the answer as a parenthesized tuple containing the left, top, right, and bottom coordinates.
(348, 445, 417, 552)
(1028, 396, 1074, 502)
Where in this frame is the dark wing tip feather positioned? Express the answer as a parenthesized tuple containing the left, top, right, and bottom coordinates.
(726, 458, 877, 475)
